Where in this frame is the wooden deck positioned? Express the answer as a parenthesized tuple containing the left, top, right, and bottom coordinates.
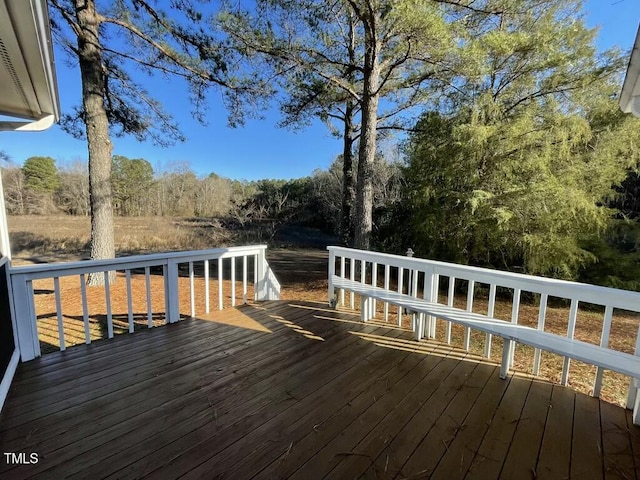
(1, 300, 639, 479)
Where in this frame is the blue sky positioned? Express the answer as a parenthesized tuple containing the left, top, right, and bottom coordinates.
(2, 0, 639, 181)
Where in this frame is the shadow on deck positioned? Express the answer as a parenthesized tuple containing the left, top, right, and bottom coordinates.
(1, 300, 639, 479)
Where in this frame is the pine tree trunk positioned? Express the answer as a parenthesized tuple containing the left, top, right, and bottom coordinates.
(75, 0, 115, 285)
(341, 100, 356, 246)
(353, 16, 380, 251)
(341, 12, 357, 247)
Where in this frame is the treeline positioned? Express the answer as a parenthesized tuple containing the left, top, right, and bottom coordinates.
(2, 145, 640, 289)
(2, 155, 274, 218)
(0, 154, 403, 237)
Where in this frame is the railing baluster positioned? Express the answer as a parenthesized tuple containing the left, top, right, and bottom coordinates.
(204, 260, 210, 313)
(253, 254, 258, 301)
(218, 258, 224, 310)
(533, 293, 548, 375)
(593, 305, 613, 397)
(163, 264, 169, 322)
(485, 283, 497, 358)
(464, 280, 475, 351)
(360, 259, 368, 319)
(349, 257, 355, 309)
(447, 277, 455, 345)
(53, 277, 65, 351)
(231, 256, 236, 307)
(509, 288, 521, 367)
(79, 273, 90, 344)
(126, 270, 134, 333)
(340, 256, 345, 306)
(419, 270, 429, 340)
(372, 262, 378, 316)
(384, 264, 390, 322)
(145, 267, 153, 328)
(189, 261, 195, 317)
(412, 269, 418, 297)
(421, 269, 436, 340)
(243, 255, 248, 304)
(561, 298, 579, 386)
(104, 270, 114, 338)
(429, 273, 439, 338)
(397, 267, 404, 327)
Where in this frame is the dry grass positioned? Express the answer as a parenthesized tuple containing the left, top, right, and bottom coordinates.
(8, 215, 232, 261)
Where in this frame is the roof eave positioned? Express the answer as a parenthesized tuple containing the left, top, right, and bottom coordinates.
(620, 24, 640, 116)
(0, 0, 60, 131)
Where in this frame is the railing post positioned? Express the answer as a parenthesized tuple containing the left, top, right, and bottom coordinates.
(256, 247, 266, 301)
(420, 266, 436, 341)
(10, 274, 40, 361)
(406, 248, 419, 338)
(328, 248, 336, 308)
(406, 248, 414, 294)
(627, 324, 640, 419)
(165, 259, 180, 323)
(632, 388, 640, 426)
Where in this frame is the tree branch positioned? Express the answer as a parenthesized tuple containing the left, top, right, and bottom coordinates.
(49, 0, 82, 37)
(431, 0, 504, 15)
(100, 15, 231, 88)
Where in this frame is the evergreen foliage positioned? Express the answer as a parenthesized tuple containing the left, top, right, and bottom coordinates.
(401, 0, 640, 279)
(112, 156, 154, 216)
(22, 157, 60, 194)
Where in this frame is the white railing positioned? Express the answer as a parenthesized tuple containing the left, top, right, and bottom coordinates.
(10, 245, 280, 361)
(0, 255, 20, 412)
(328, 246, 640, 405)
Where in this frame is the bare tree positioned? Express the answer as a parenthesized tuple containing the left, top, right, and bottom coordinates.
(57, 160, 90, 216)
(1, 167, 26, 215)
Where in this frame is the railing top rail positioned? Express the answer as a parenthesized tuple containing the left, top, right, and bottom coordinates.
(9, 245, 267, 280)
(328, 246, 640, 312)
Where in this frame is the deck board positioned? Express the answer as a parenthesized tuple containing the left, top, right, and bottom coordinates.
(427, 371, 513, 480)
(1, 300, 640, 480)
(601, 400, 637, 479)
(462, 370, 532, 479)
(254, 342, 454, 480)
(377, 361, 495, 479)
(288, 347, 465, 480)
(324, 354, 483, 480)
(572, 393, 605, 480)
(499, 379, 552, 479)
(536, 385, 575, 479)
